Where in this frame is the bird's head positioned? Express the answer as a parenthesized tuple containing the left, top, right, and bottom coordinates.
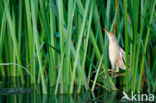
(103, 28, 116, 41)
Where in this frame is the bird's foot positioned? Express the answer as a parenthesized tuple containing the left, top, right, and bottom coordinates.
(98, 69, 119, 75)
(108, 68, 119, 73)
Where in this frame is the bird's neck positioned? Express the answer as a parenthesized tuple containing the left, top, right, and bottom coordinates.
(109, 39, 118, 46)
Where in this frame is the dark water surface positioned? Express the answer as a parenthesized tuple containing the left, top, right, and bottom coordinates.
(0, 89, 122, 103)
(0, 77, 155, 103)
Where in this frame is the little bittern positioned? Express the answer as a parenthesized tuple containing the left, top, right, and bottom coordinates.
(104, 29, 126, 72)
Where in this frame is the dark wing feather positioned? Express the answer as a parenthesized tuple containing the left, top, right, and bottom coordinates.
(119, 46, 130, 66)
(122, 56, 126, 65)
(119, 47, 126, 65)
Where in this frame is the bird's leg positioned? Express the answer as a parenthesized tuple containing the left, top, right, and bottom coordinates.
(99, 66, 119, 75)
(113, 67, 119, 73)
(99, 70, 116, 75)
(115, 68, 119, 72)
(108, 66, 119, 73)
(108, 69, 116, 72)
(99, 67, 114, 75)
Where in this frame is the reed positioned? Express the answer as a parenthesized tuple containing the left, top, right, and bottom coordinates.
(0, 0, 155, 94)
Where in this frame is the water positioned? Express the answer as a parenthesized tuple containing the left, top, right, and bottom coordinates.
(0, 89, 122, 103)
(0, 77, 155, 103)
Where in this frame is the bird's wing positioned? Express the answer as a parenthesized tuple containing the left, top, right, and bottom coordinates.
(119, 46, 130, 66)
(122, 56, 126, 65)
(119, 47, 126, 65)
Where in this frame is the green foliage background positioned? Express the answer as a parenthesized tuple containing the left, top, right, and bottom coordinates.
(0, 0, 155, 94)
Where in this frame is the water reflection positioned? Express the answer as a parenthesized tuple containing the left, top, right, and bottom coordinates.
(0, 87, 123, 103)
(2, 78, 152, 102)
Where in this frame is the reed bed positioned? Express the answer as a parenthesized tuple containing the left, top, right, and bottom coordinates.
(0, 0, 155, 94)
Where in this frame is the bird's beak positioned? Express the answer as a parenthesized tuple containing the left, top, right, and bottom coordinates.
(103, 28, 111, 36)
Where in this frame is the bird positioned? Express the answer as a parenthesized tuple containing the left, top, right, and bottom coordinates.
(103, 29, 126, 73)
